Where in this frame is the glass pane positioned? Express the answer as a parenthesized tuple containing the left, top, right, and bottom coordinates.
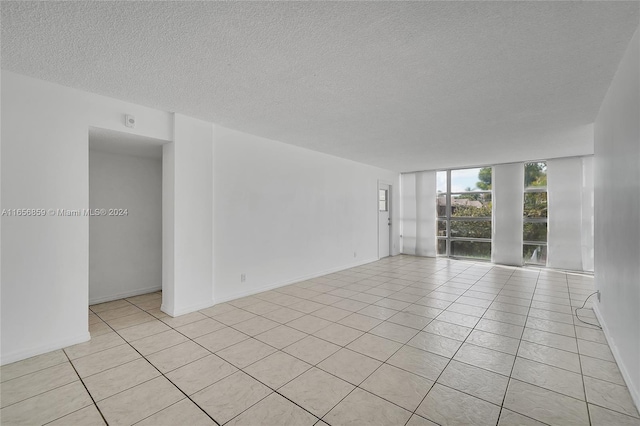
(525, 162, 547, 189)
(437, 171, 447, 193)
(451, 193, 492, 217)
(437, 239, 447, 256)
(524, 222, 547, 242)
(437, 220, 447, 237)
(524, 244, 547, 265)
(451, 240, 491, 260)
(451, 167, 492, 192)
(379, 189, 386, 201)
(436, 194, 447, 217)
(524, 192, 547, 218)
(379, 200, 387, 212)
(450, 220, 492, 239)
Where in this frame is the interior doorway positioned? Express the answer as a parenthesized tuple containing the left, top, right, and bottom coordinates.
(88, 127, 169, 305)
(378, 183, 391, 258)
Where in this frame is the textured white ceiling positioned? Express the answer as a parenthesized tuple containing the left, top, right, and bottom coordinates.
(2, 1, 638, 172)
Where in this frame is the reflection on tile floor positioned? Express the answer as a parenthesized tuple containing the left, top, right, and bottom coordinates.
(2, 255, 639, 425)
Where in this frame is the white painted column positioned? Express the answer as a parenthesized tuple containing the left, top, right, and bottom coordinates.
(400, 173, 417, 255)
(162, 114, 214, 316)
(492, 163, 524, 266)
(415, 171, 437, 257)
(547, 157, 584, 271)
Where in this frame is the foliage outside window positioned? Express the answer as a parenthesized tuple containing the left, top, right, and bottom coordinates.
(437, 167, 492, 260)
(523, 162, 547, 265)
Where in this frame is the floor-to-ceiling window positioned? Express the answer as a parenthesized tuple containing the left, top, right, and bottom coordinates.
(523, 162, 548, 265)
(436, 167, 492, 260)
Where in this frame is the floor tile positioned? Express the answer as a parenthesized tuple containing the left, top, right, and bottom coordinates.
(280, 367, 354, 418)
(497, 409, 546, 426)
(423, 320, 472, 341)
(387, 311, 433, 329)
(580, 355, 625, 385)
(369, 321, 419, 344)
(83, 358, 160, 401)
(484, 309, 527, 327)
(165, 354, 238, 395)
(106, 311, 156, 330)
(361, 363, 434, 411)
(416, 383, 500, 426)
(262, 307, 306, 323)
(146, 340, 210, 373)
(503, 379, 589, 425)
(0, 350, 69, 383)
(331, 298, 369, 312)
(517, 341, 581, 373)
(47, 405, 107, 426)
(194, 326, 249, 352)
(241, 301, 282, 316)
(192, 371, 272, 424)
(284, 335, 341, 365)
(96, 304, 143, 321)
(511, 357, 585, 400)
(525, 317, 575, 337)
(215, 337, 276, 368)
(324, 388, 412, 426)
(289, 299, 326, 314)
(255, 324, 307, 349)
(466, 329, 520, 355)
(387, 345, 449, 381)
(129, 329, 189, 356)
(312, 305, 353, 322)
(588, 404, 640, 426)
(577, 339, 615, 362)
(406, 331, 462, 358)
(317, 348, 381, 385)
(244, 351, 311, 389)
(97, 376, 184, 426)
(374, 298, 411, 311)
(286, 315, 333, 334)
(90, 299, 132, 313)
(174, 318, 226, 339)
(199, 303, 237, 318)
(338, 313, 383, 331)
(209, 309, 256, 326)
(437, 360, 509, 405)
(64, 332, 126, 360)
(454, 343, 515, 376)
(0, 362, 78, 409)
(584, 376, 640, 418)
(226, 393, 317, 426)
(313, 322, 364, 346)
(521, 328, 578, 353)
(475, 318, 524, 339)
(161, 312, 212, 328)
(406, 414, 439, 426)
(136, 399, 216, 426)
(71, 344, 141, 378)
(358, 305, 399, 320)
(118, 320, 171, 342)
(346, 333, 402, 361)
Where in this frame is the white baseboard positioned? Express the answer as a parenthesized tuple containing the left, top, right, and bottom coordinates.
(1, 331, 91, 366)
(212, 257, 379, 305)
(593, 303, 640, 412)
(161, 299, 215, 318)
(89, 285, 162, 305)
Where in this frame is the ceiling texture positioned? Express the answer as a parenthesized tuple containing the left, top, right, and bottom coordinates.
(2, 1, 639, 172)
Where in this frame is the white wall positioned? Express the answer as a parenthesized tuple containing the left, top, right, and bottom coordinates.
(89, 149, 162, 304)
(594, 26, 640, 409)
(212, 125, 399, 303)
(0, 71, 173, 364)
(162, 114, 214, 316)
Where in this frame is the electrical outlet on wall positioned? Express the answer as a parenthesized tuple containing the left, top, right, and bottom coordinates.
(241, 274, 246, 282)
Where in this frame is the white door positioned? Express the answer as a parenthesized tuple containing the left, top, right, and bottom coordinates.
(379, 184, 391, 258)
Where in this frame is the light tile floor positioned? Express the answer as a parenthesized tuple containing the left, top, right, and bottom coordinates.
(2, 255, 639, 425)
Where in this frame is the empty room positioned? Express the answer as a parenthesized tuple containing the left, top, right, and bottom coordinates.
(1, 1, 639, 426)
